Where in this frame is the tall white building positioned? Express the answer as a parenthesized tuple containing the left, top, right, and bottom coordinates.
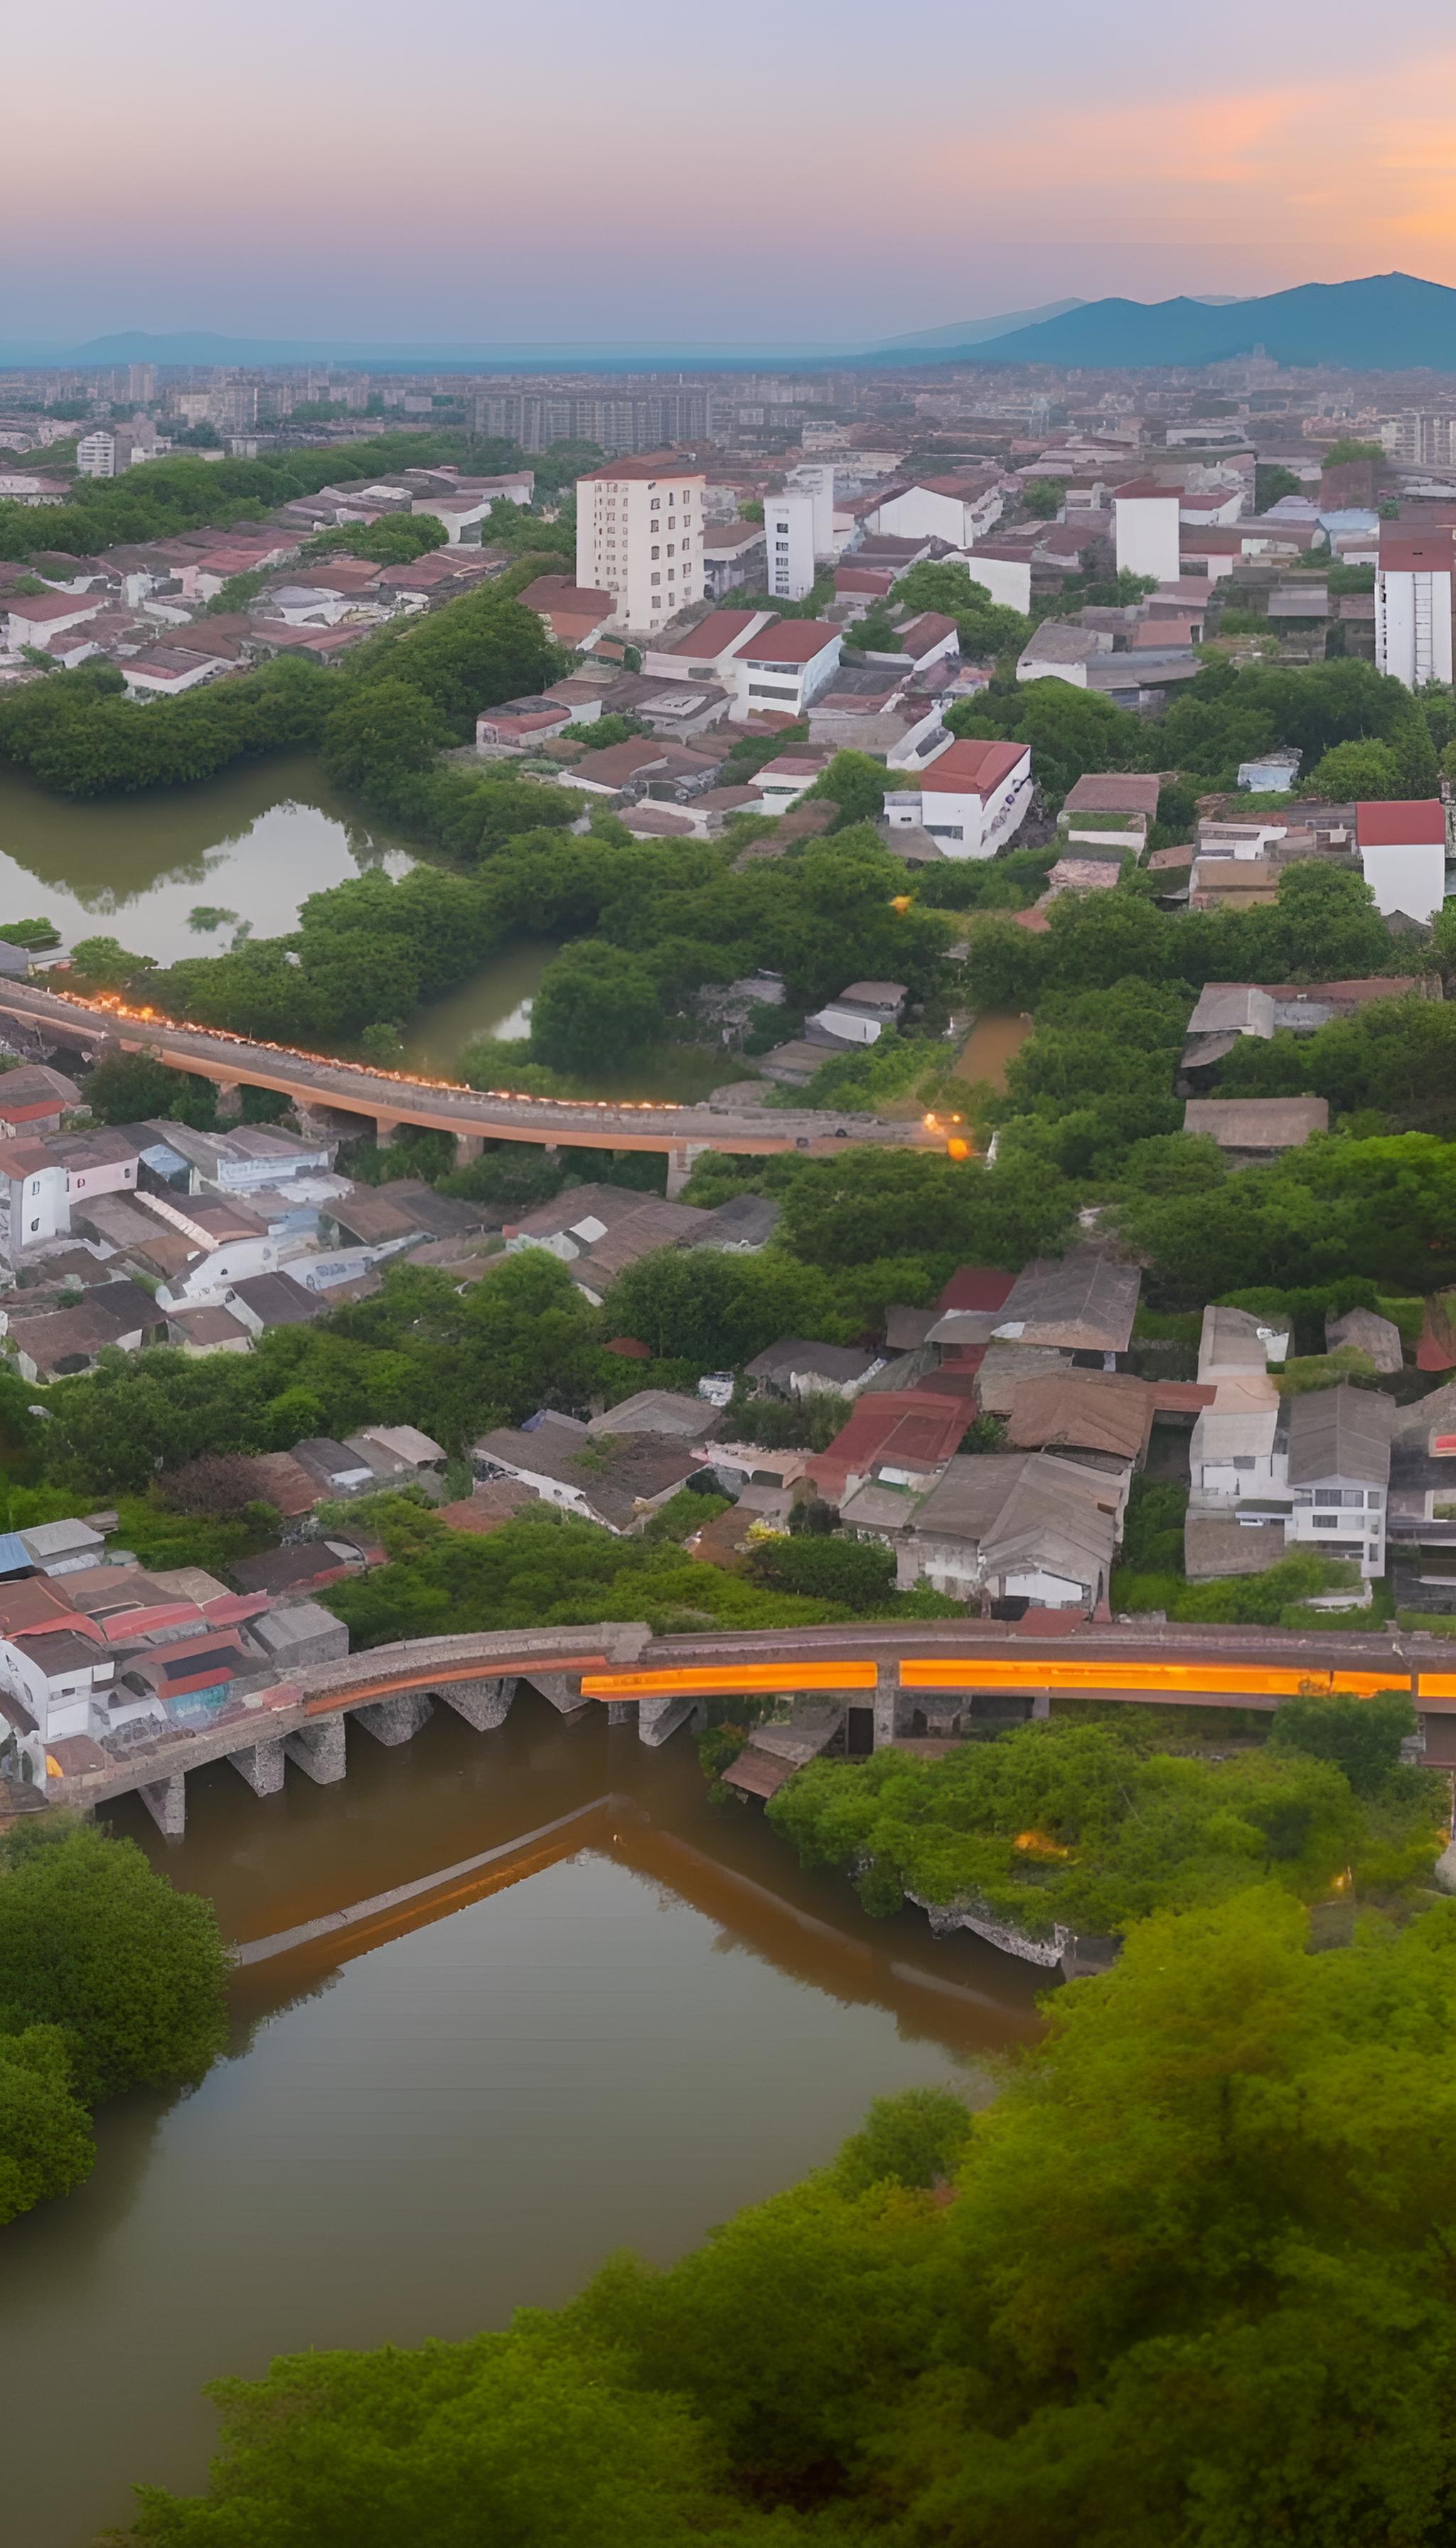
(1113, 480, 1182, 583)
(127, 360, 156, 405)
(764, 486, 818, 602)
(1376, 527, 1454, 690)
(575, 454, 706, 634)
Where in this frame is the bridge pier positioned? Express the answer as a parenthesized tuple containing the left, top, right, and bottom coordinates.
(229, 1739, 285, 1797)
(284, 1718, 348, 1784)
(873, 1679, 899, 1750)
(665, 1142, 707, 1201)
(638, 1693, 695, 1747)
(355, 1691, 434, 1747)
(436, 1676, 515, 1733)
(606, 1701, 634, 1728)
(213, 1080, 243, 1122)
(520, 1671, 593, 1723)
(137, 1773, 187, 1839)
(374, 1114, 402, 1148)
(454, 1133, 485, 1167)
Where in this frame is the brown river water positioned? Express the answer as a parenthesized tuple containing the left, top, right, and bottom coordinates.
(0, 1693, 1045, 2547)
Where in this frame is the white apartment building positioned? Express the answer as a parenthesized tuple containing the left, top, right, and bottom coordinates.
(1113, 481, 1182, 583)
(1376, 528, 1455, 690)
(75, 432, 117, 479)
(1380, 412, 1456, 469)
(764, 486, 817, 602)
(575, 454, 706, 634)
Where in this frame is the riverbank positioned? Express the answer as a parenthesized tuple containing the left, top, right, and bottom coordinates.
(0, 1693, 1040, 2548)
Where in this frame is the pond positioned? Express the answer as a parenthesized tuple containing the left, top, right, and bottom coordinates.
(0, 1694, 1044, 2547)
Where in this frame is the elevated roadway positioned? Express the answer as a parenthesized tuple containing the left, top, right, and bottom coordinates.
(0, 980, 933, 1180)
(43, 1615, 1456, 1837)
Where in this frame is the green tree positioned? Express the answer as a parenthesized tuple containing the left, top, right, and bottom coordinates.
(749, 1533, 895, 1608)
(0, 2025, 95, 2226)
(68, 936, 157, 992)
(1307, 737, 1402, 799)
(1020, 478, 1062, 519)
(321, 679, 446, 794)
(530, 941, 663, 1074)
(0, 1821, 228, 2107)
(83, 1050, 219, 1129)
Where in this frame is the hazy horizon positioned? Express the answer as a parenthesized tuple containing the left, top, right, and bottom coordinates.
(6, 0, 1456, 350)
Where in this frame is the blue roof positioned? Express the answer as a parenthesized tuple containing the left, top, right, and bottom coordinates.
(0, 1533, 31, 1577)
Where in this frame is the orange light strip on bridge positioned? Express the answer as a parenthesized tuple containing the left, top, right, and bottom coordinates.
(1417, 1674, 1456, 1702)
(581, 1662, 879, 1699)
(901, 1658, 1407, 1700)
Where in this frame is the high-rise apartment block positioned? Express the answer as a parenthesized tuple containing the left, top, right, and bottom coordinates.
(576, 455, 705, 633)
(127, 361, 156, 405)
(1379, 412, 1456, 469)
(1376, 527, 1454, 690)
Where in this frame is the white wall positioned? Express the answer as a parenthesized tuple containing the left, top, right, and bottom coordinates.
(1115, 493, 1181, 583)
(1376, 567, 1455, 689)
(764, 488, 816, 603)
(1360, 839, 1447, 924)
(953, 552, 1032, 613)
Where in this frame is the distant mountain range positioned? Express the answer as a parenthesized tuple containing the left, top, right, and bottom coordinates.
(4, 273, 1452, 374)
(968, 272, 1456, 371)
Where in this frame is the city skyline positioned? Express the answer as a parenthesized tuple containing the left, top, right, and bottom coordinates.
(7, 0, 1456, 349)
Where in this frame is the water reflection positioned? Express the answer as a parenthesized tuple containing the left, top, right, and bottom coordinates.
(0, 1698, 1044, 2547)
(0, 756, 412, 963)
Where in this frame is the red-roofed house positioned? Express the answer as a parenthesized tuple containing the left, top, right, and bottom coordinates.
(883, 736, 1033, 862)
(4, 590, 106, 651)
(727, 619, 842, 719)
(518, 575, 615, 651)
(803, 1387, 973, 1505)
(1355, 798, 1447, 922)
(1376, 525, 1454, 689)
(643, 609, 773, 684)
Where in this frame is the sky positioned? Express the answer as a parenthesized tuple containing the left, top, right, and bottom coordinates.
(8, 0, 1456, 350)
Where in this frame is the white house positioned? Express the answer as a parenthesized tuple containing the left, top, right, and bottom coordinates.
(1376, 526, 1455, 690)
(874, 473, 1005, 547)
(882, 737, 1033, 860)
(4, 592, 105, 652)
(1355, 798, 1447, 923)
(1114, 481, 1182, 583)
(0, 1142, 67, 1251)
(727, 619, 842, 719)
(75, 432, 118, 479)
(644, 607, 774, 685)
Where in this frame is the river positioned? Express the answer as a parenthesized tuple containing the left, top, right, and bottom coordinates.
(0, 1692, 1044, 2548)
(0, 756, 558, 1069)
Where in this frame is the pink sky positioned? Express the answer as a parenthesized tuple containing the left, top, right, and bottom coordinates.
(7, 0, 1456, 347)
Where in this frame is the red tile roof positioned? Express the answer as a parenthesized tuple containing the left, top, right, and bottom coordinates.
(578, 453, 705, 483)
(665, 609, 761, 659)
(733, 620, 840, 665)
(1356, 798, 1446, 847)
(919, 738, 1027, 796)
(937, 1266, 1016, 1313)
(1379, 529, 1455, 572)
(1114, 480, 1184, 501)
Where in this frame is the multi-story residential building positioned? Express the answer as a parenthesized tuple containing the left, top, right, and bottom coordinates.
(1113, 479, 1182, 582)
(764, 485, 817, 602)
(1376, 526, 1454, 690)
(575, 454, 706, 634)
(127, 360, 156, 405)
(75, 432, 117, 479)
(1379, 411, 1456, 468)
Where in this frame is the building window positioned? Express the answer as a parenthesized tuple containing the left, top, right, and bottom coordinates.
(651, 573, 661, 586)
(1312, 1514, 1339, 1529)
(28, 1219, 38, 1232)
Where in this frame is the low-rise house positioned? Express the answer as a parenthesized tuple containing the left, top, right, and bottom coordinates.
(1326, 1305, 1403, 1374)
(873, 474, 1005, 547)
(1280, 1384, 1390, 1578)
(1181, 983, 1277, 1074)
(473, 1421, 702, 1533)
(692, 1193, 781, 1253)
(805, 980, 907, 1048)
(882, 737, 1033, 862)
(504, 1184, 667, 1263)
(700, 523, 766, 599)
(476, 698, 575, 751)
(344, 1424, 449, 1488)
(1016, 623, 1110, 685)
(290, 1438, 380, 1499)
(749, 748, 833, 810)
(929, 1247, 1140, 1366)
(165, 1303, 253, 1356)
(584, 1390, 722, 1442)
(225, 1270, 326, 1337)
(805, 1386, 971, 1508)
(744, 1339, 887, 1401)
(516, 576, 615, 651)
(567, 1199, 712, 1303)
(0, 1065, 81, 1137)
(1059, 771, 1161, 851)
(1183, 1096, 1329, 1160)
(892, 1451, 1122, 1613)
(727, 619, 842, 719)
(16, 1519, 107, 1578)
(1198, 1302, 1290, 1383)
(5, 1278, 165, 1381)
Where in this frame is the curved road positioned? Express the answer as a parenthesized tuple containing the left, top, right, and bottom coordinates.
(0, 980, 935, 1166)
